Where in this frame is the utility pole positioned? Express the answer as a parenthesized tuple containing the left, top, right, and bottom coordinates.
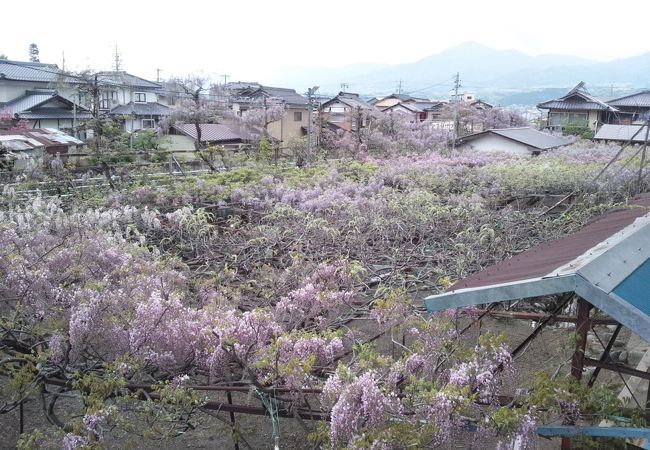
(340, 83, 349, 92)
(397, 79, 403, 94)
(307, 86, 319, 157)
(221, 74, 230, 85)
(156, 68, 162, 82)
(61, 51, 65, 72)
(452, 72, 461, 150)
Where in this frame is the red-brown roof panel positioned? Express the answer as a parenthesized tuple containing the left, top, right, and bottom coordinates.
(450, 194, 650, 291)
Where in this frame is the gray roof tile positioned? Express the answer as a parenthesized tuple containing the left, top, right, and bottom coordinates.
(607, 91, 650, 108)
(460, 127, 570, 150)
(594, 124, 650, 142)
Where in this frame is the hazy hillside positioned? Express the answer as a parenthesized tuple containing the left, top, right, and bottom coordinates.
(269, 42, 650, 105)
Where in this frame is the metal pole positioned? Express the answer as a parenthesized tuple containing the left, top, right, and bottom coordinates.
(307, 88, 313, 155)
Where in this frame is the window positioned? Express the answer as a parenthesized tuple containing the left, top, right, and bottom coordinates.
(99, 91, 116, 109)
(549, 111, 588, 128)
(134, 92, 147, 103)
(293, 111, 303, 121)
(142, 119, 156, 129)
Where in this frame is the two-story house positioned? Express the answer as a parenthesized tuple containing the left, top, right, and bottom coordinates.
(320, 92, 377, 132)
(0, 60, 92, 132)
(232, 85, 309, 142)
(98, 71, 171, 132)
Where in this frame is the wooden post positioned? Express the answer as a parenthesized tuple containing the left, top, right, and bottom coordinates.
(562, 297, 592, 449)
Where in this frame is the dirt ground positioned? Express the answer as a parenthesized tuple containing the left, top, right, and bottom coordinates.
(0, 316, 634, 450)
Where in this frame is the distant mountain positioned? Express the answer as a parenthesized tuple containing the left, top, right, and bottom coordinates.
(268, 42, 650, 105)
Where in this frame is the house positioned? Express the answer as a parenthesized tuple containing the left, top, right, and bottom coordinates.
(0, 60, 91, 132)
(373, 93, 430, 110)
(381, 100, 449, 123)
(232, 85, 309, 142)
(606, 91, 650, 125)
(93, 71, 171, 131)
(537, 82, 618, 132)
(320, 92, 377, 132)
(1, 89, 92, 131)
(0, 128, 84, 169)
(110, 102, 172, 132)
(455, 127, 570, 155)
(0, 60, 170, 134)
(166, 123, 249, 151)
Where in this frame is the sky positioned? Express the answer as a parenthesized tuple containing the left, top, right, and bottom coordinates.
(3, 0, 650, 85)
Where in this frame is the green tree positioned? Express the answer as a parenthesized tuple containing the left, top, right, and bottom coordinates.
(0, 53, 7, 60)
(28, 43, 39, 62)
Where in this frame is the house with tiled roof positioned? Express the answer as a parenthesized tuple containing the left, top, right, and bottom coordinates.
(231, 85, 309, 142)
(607, 91, 650, 125)
(320, 92, 378, 132)
(537, 82, 618, 132)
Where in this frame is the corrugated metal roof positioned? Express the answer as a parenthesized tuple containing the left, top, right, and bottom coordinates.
(594, 124, 650, 142)
(173, 123, 245, 142)
(0, 128, 83, 150)
(450, 194, 650, 291)
(458, 127, 570, 151)
(0, 60, 64, 83)
(607, 91, 650, 108)
(110, 102, 172, 116)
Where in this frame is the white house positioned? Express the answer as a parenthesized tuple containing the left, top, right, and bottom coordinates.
(456, 127, 570, 155)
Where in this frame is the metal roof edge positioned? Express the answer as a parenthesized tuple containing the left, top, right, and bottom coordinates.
(548, 212, 650, 280)
(423, 275, 577, 312)
(575, 275, 650, 342)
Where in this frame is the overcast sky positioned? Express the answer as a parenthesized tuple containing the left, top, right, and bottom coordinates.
(4, 0, 650, 84)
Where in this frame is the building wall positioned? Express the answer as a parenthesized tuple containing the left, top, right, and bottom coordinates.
(459, 133, 532, 155)
(267, 106, 308, 141)
(0, 80, 53, 103)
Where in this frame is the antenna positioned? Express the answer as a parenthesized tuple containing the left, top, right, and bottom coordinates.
(113, 44, 122, 71)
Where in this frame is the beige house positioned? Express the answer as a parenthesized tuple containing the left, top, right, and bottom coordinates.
(231, 85, 309, 142)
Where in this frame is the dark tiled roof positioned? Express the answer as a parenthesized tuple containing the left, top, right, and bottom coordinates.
(3, 91, 91, 120)
(109, 102, 172, 116)
(537, 100, 611, 111)
(0, 60, 65, 83)
(18, 109, 93, 120)
(458, 127, 569, 151)
(323, 92, 376, 110)
(255, 86, 308, 106)
(97, 71, 161, 89)
(4, 91, 59, 113)
(450, 194, 650, 290)
(607, 91, 650, 108)
(173, 123, 245, 142)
